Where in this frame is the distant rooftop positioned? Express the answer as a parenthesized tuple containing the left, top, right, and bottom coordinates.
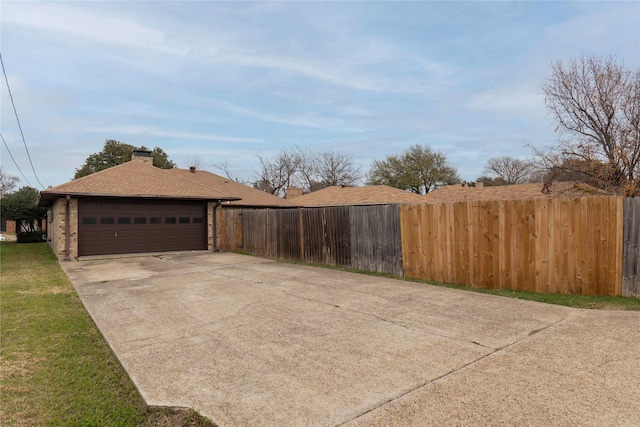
(423, 182, 608, 203)
(289, 185, 426, 207)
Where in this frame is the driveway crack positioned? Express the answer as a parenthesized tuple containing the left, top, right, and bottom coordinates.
(280, 289, 494, 350)
(335, 317, 568, 427)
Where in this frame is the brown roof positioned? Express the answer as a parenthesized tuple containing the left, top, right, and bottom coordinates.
(169, 168, 295, 208)
(39, 160, 240, 206)
(289, 185, 426, 207)
(423, 182, 607, 203)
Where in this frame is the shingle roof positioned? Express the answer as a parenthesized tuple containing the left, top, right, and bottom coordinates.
(289, 185, 426, 207)
(38, 160, 240, 206)
(423, 182, 607, 203)
(169, 168, 295, 207)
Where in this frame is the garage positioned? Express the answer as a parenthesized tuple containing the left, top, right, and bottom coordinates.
(78, 199, 207, 256)
(38, 152, 241, 260)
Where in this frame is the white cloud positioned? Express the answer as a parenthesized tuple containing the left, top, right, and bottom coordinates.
(2, 3, 176, 53)
(543, 3, 640, 61)
(466, 87, 545, 117)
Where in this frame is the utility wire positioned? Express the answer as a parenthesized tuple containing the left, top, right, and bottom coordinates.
(0, 52, 45, 189)
(1, 132, 34, 188)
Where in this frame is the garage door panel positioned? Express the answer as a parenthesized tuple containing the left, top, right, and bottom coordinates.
(79, 199, 208, 256)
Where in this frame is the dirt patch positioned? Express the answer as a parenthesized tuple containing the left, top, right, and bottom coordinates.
(141, 406, 217, 427)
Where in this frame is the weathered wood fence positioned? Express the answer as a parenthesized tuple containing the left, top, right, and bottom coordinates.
(219, 196, 640, 297)
(220, 205, 403, 276)
(623, 198, 640, 297)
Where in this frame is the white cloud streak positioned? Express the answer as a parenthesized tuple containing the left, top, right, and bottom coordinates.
(87, 126, 263, 144)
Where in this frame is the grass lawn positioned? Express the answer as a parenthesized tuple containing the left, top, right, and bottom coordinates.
(0, 242, 215, 427)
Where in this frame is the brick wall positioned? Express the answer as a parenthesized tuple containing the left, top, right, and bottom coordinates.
(49, 197, 78, 260)
(4, 220, 17, 234)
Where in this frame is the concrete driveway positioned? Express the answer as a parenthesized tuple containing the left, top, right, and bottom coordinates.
(62, 252, 640, 426)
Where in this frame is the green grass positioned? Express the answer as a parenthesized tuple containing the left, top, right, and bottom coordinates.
(0, 242, 215, 427)
(242, 254, 640, 311)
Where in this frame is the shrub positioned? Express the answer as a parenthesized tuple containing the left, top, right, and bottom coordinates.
(16, 231, 46, 243)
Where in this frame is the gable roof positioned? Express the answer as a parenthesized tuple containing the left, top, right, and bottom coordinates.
(289, 185, 426, 207)
(169, 168, 295, 208)
(423, 182, 606, 203)
(38, 160, 240, 206)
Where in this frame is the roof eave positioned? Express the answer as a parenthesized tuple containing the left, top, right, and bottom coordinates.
(38, 191, 241, 207)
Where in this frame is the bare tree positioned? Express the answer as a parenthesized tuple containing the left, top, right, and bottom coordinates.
(482, 156, 535, 185)
(540, 54, 640, 195)
(211, 158, 247, 183)
(313, 151, 361, 188)
(184, 156, 205, 170)
(252, 147, 361, 196)
(296, 149, 361, 191)
(0, 168, 18, 196)
(252, 149, 302, 197)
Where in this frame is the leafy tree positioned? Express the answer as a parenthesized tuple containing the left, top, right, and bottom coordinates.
(0, 168, 18, 196)
(538, 54, 640, 195)
(367, 144, 459, 194)
(74, 140, 176, 179)
(0, 186, 46, 232)
(481, 156, 535, 185)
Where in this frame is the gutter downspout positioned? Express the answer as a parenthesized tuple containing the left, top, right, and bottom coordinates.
(64, 195, 71, 261)
(212, 201, 221, 252)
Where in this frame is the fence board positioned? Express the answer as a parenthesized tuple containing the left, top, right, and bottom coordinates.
(218, 209, 243, 252)
(623, 198, 640, 297)
(302, 208, 324, 264)
(349, 205, 402, 276)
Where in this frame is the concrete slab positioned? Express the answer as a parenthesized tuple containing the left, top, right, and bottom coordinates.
(61, 252, 640, 426)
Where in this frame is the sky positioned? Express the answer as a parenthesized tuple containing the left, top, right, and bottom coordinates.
(1, 1, 638, 190)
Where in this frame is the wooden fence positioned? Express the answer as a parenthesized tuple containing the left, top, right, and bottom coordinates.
(623, 198, 640, 297)
(218, 208, 243, 252)
(401, 197, 623, 296)
(221, 205, 403, 276)
(219, 196, 639, 297)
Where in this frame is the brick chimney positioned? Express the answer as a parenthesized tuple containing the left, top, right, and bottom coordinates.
(285, 187, 303, 199)
(131, 149, 153, 165)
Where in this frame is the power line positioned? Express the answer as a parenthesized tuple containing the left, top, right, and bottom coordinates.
(1, 132, 34, 188)
(0, 52, 45, 189)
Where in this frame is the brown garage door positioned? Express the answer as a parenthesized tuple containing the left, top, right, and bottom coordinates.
(78, 199, 207, 256)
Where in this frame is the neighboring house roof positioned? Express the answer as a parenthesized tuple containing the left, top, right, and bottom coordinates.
(423, 182, 606, 203)
(289, 185, 426, 207)
(169, 168, 295, 208)
(38, 160, 240, 206)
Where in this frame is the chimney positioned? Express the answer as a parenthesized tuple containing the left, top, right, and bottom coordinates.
(285, 187, 303, 199)
(189, 166, 196, 173)
(131, 149, 153, 165)
(476, 180, 484, 189)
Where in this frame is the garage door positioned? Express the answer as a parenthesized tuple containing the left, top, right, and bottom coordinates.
(78, 199, 207, 256)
